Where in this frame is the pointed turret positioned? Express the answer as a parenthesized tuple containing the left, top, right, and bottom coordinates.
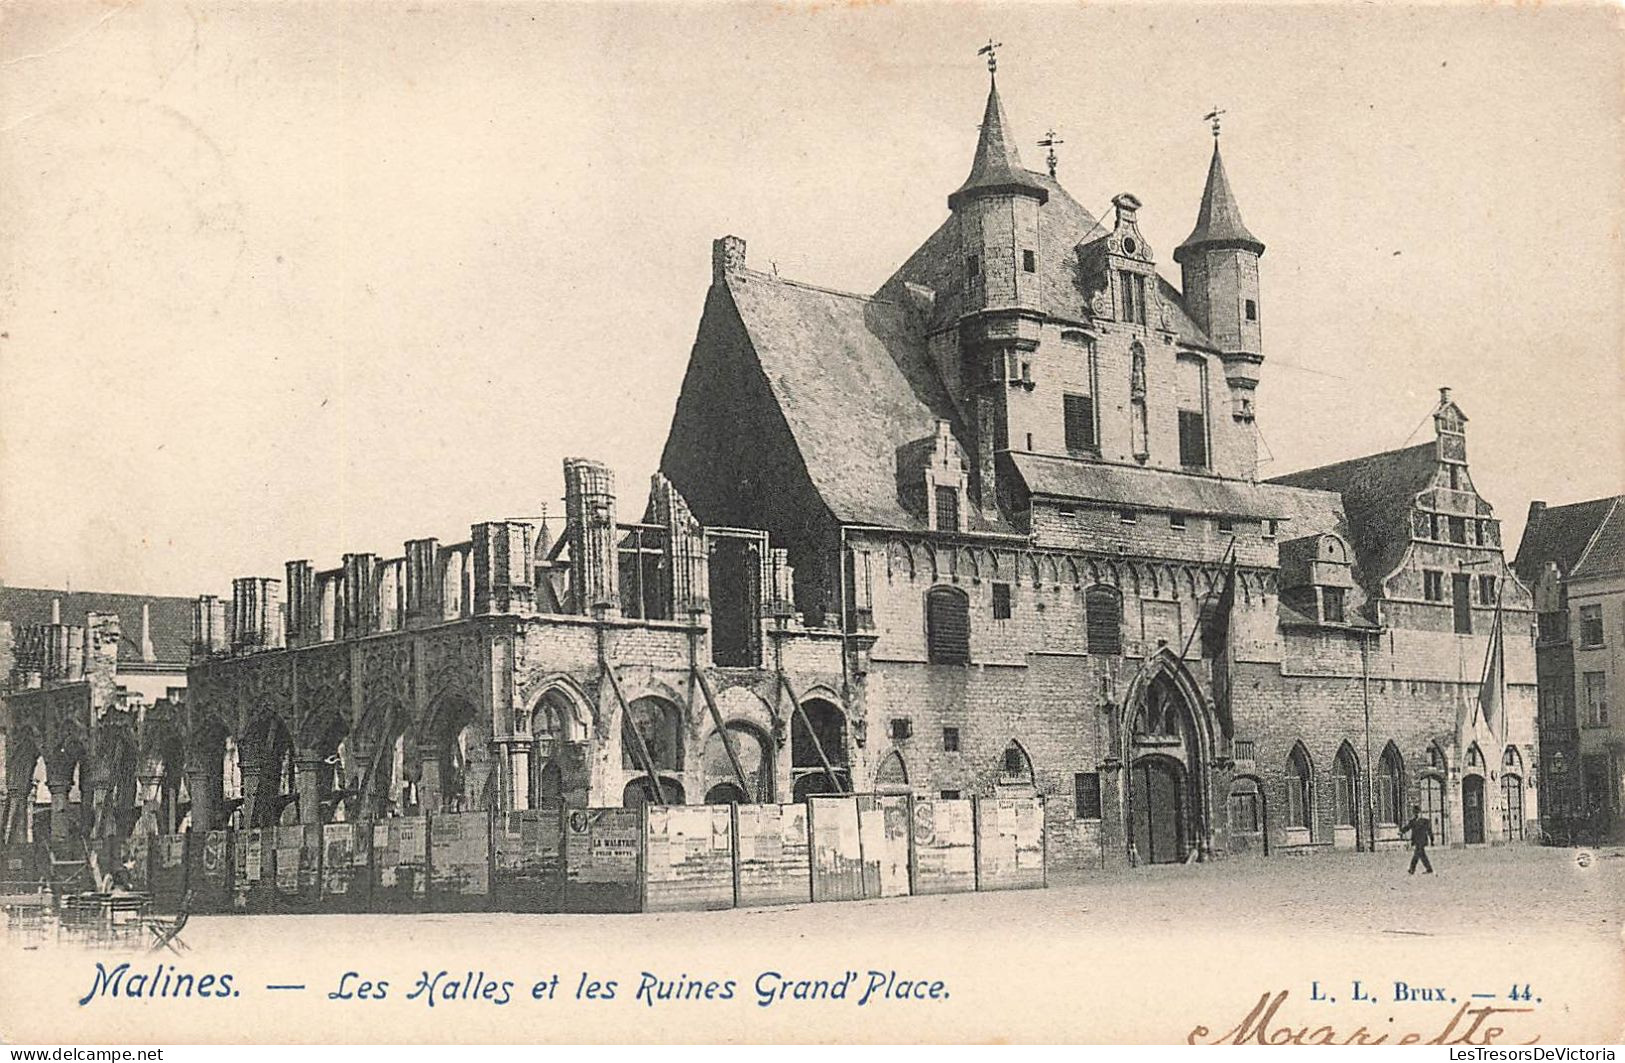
(1174, 142, 1264, 262)
(947, 76, 1048, 211)
(1175, 134, 1266, 479)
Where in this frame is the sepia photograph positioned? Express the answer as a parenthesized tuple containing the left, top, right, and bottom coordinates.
(0, 0, 1621, 1047)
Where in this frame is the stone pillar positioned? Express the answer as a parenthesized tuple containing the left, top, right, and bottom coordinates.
(504, 740, 531, 811)
(294, 752, 325, 824)
(418, 756, 444, 816)
(1099, 756, 1128, 870)
(4, 786, 29, 844)
(284, 561, 318, 647)
(46, 765, 74, 848)
(564, 458, 619, 616)
(184, 748, 221, 833)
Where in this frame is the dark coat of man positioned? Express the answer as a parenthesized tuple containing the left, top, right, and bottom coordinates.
(1400, 815, 1433, 849)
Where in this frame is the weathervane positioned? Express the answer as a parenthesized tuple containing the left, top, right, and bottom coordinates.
(1038, 129, 1064, 179)
(1203, 106, 1227, 140)
(978, 38, 1001, 74)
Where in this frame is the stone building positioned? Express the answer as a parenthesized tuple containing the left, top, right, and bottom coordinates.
(7, 460, 861, 873)
(0, 587, 192, 854)
(660, 66, 1538, 867)
(1514, 495, 1624, 840)
(2, 65, 1543, 876)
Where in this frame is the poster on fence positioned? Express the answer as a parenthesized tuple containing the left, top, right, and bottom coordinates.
(371, 816, 429, 909)
(643, 804, 733, 912)
(734, 803, 811, 907)
(493, 808, 564, 912)
(975, 796, 1045, 891)
(563, 807, 640, 913)
(808, 796, 865, 902)
(911, 797, 976, 895)
(429, 811, 491, 906)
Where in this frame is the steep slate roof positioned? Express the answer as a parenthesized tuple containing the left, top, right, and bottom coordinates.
(879, 170, 1214, 349)
(1575, 498, 1625, 579)
(1175, 142, 1265, 261)
(0, 585, 194, 668)
(721, 269, 1005, 531)
(1515, 496, 1623, 582)
(1267, 443, 1439, 596)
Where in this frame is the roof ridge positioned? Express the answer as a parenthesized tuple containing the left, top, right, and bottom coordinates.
(730, 269, 903, 308)
(1266, 440, 1434, 484)
(1571, 495, 1622, 576)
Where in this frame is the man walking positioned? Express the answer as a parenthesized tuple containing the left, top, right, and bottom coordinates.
(1400, 804, 1435, 874)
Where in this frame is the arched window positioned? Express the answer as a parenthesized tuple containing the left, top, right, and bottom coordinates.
(623, 776, 685, 809)
(999, 741, 1034, 786)
(621, 696, 682, 772)
(1286, 744, 1313, 829)
(1085, 585, 1123, 656)
(702, 723, 773, 803)
(1376, 743, 1404, 826)
(926, 586, 971, 664)
(1332, 744, 1359, 828)
(1465, 744, 1484, 774)
(1502, 751, 1525, 841)
(1420, 744, 1447, 845)
(875, 750, 909, 794)
(792, 698, 849, 799)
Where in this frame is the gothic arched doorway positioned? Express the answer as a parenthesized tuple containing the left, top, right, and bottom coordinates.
(1462, 773, 1486, 845)
(1123, 663, 1212, 866)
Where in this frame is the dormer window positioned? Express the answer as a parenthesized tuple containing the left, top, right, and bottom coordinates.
(1119, 270, 1147, 325)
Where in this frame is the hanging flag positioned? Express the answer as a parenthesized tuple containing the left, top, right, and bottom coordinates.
(1207, 549, 1240, 738)
(1475, 597, 1504, 734)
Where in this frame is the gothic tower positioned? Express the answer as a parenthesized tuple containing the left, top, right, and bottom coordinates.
(1174, 139, 1265, 476)
(949, 66, 1048, 516)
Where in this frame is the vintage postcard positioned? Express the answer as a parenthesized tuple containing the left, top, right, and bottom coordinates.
(1, 0, 1621, 1047)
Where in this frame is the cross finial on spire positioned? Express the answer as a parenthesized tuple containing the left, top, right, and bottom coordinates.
(978, 38, 1001, 75)
(1038, 129, 1064, 179)
(1203, 106, 1227, 140)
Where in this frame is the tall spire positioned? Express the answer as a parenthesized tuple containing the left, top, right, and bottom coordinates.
(1174, 141, 1263, 263)
(947, 67, 1048, 211)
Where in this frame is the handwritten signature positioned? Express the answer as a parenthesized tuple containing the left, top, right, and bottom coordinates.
(1188, 989, 1540, 1045)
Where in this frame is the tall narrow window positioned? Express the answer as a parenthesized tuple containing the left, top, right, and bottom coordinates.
(1085, 585, 1123, 656)
(1074, 772, 1102, 819)
(1287, 744, 1313, 830)
(1477, 575, 1497, 606)
(991, 582, 1012, 620)
(1332, 745, 1359, 827)
(926, 587, 971, 665)
(1579, 604, 1604, 647)
(1322, 587, 1346, 624)
(1584, 672, 1609, 727)
(1452, 573, 1473, 634)
(1063, 393, 1096, 452)
(1245, 298, 1257, 321)
(1022, 249, 1036, 272)
(1120, 270, 1135, 324)
(1423, 570, 1444, 601)
(1176, 355, 1209, 470)
(934, 485, 960, 533)
(1376, 744, 1403, 826)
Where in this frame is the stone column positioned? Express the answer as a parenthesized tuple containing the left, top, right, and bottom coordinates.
(46, 769, 74, 848)
(294, 752, 325, 824)
(184, 749, 220, 833)
(418, 756, 444, 815)
(1099, 756, 1129, 870)
(505, 740, 531, 812)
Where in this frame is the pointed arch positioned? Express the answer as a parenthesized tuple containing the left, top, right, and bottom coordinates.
(875, 749, 909, 793)
(1376, 742, 1404, 826)
(1286, 741, 1314, 830)
(998, 739, 1034, 786)
(1332, 741, 1360, 830)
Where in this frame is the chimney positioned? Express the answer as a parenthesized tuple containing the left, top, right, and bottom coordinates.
(712, 235, 746, 286)
(1113, 192, 1142, 228)
(50, 597, 60, 624)
(140, 602, 156, 662)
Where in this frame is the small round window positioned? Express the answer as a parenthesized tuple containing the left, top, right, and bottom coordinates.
(1123, 237, 1138, 255)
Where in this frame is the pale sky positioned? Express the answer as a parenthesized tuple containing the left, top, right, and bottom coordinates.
(2, 2, 1621, 598)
